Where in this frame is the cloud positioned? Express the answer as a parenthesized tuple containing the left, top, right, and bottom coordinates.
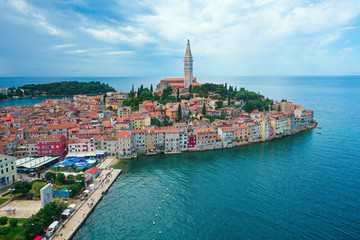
(6, 0, 65, 36)
(106, 51, 134, 55)
(67, 49, 88, 54)
(82, 26, 154, 44)
(53, 44, 76, 49)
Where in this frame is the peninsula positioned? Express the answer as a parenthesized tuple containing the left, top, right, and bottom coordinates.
(0, 40, 315, 239)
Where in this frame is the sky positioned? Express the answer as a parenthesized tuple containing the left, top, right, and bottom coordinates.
(0, 0, 359, 77)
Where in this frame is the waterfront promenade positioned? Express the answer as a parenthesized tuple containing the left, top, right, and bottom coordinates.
(52, 157, 121, 240)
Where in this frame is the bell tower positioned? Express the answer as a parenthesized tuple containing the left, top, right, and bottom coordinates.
(184, 39, 193, 89)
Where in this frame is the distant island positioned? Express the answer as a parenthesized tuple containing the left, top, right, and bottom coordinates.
(0, 81, 115, 100)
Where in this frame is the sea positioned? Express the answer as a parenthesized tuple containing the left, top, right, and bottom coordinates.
(1, 76, 360, 239)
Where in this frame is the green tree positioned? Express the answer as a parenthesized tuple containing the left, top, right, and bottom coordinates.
(107, 106, 113, 110)
(13, 181, 32, 196)
(216, 100, 223, 110)
(189, 84, 193, 93)
(177, 104, 182, 121)
(67, 174, 75, 182)
(103, 94, 106, 103)
(202, 103, 206, 115)
(68, 184, 80, 198)
(56, 173, 65, 183)
(76, 174, 84, 182)
(45, 172, 56, 182)
(150, 84, 153, 92)
(23, 215, 44, 238)
(15, 88, 24, 96)
(228, 95, 231, 106)
(0, 227, 10, 239)
(162, 86, 173, 99)
(0, 217, 7, 227)
(176, 88, 180, 102)
(9, 218, 18, 230)
(0, 93, 7, 101)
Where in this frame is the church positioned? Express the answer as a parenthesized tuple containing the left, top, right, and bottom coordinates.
(156, 40, 201, 94)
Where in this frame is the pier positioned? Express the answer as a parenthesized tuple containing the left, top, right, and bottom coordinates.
(51, 157, 121, 240)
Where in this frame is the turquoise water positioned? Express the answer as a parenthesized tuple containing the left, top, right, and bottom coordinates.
(70, 76, 360, 239)
(1, 76, 360, 239)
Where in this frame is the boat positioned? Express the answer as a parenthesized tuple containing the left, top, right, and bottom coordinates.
(317, 126, 322, 129)
(32, 97, 36, 99)
(316, 131, 321, 134)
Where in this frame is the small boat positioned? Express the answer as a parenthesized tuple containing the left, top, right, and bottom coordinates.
(317, 126, 322, 129)
(316, 131, 321, 134)
(32, 97, 36, 99)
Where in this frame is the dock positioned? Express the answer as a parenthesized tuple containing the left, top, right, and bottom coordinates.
(51, 157, 121, 240)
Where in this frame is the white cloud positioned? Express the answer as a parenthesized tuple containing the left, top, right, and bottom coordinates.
(82, 26, 154, 44)
(6, 0, 65, 36)
(67, 49, 88, 54)
(53, 44, 76, 49)
(106, 51, 134, 55)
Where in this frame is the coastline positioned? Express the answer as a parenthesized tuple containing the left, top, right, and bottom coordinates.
(115, 120, 318, 162)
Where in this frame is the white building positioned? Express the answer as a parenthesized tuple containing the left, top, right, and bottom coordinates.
(0, 155, 17, 187)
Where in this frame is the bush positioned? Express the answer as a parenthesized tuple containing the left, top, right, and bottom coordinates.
(50, 166, 57, 171)
(0, 227, 10, 238)
(13, 181, 32, 196)
(66, 167, 74, 172)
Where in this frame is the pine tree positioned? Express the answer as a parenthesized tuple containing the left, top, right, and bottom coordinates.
(234, 86, 237, 92)
(189, 85, 193, 93)
(202, 103, 206, 115)
(177, 104, 182, 121)
(177, 88, 180, 102)
(228, 95, 231, 106)
(150, 84, 153, 92)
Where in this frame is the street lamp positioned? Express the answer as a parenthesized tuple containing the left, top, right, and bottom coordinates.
(9, 188, 15, 199)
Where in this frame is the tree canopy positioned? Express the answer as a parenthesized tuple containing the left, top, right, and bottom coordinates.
(18, 81, 115, 96)
(13, 181, 32, 196)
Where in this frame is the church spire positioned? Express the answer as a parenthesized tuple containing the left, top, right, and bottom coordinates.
(184, 39, 193, 89)
(185, 39, 192, 57)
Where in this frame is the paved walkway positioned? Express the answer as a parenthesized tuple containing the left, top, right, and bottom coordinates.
(52, 157, 121, 240)
(0, 200, 41, 218)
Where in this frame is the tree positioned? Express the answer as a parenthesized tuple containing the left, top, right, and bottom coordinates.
(0, 227, 10, 239)
(150, 84, 153, 92)
(68, 184, 80, 198)
(103, 94, 106, 103)
(162, 86, 173, 99)
(9, 218, 18, 230)
(15, 88, 24, 96)
(176, 88, 180, 102)
(228, 95, 231, 106)
(107, 106, 113, 110)
(67, 174, 75, 182)
(45, 172, 56, 182)
(23, 215, 44, 238)
(56, 173, 65, 183)
(202, 103, 206, 115)
(216, 100, 223, 110)
(189, 84, 193, 93)
(13, 181, 32, 196)
(177, 104, 182, 121)
(76, 174, 84, 182)
(0, 217, 7, 227)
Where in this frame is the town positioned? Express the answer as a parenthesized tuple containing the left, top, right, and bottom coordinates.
(0, 40, 315, 239)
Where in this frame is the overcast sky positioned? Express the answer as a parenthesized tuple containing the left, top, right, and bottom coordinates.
(0, 0, 359, 77)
